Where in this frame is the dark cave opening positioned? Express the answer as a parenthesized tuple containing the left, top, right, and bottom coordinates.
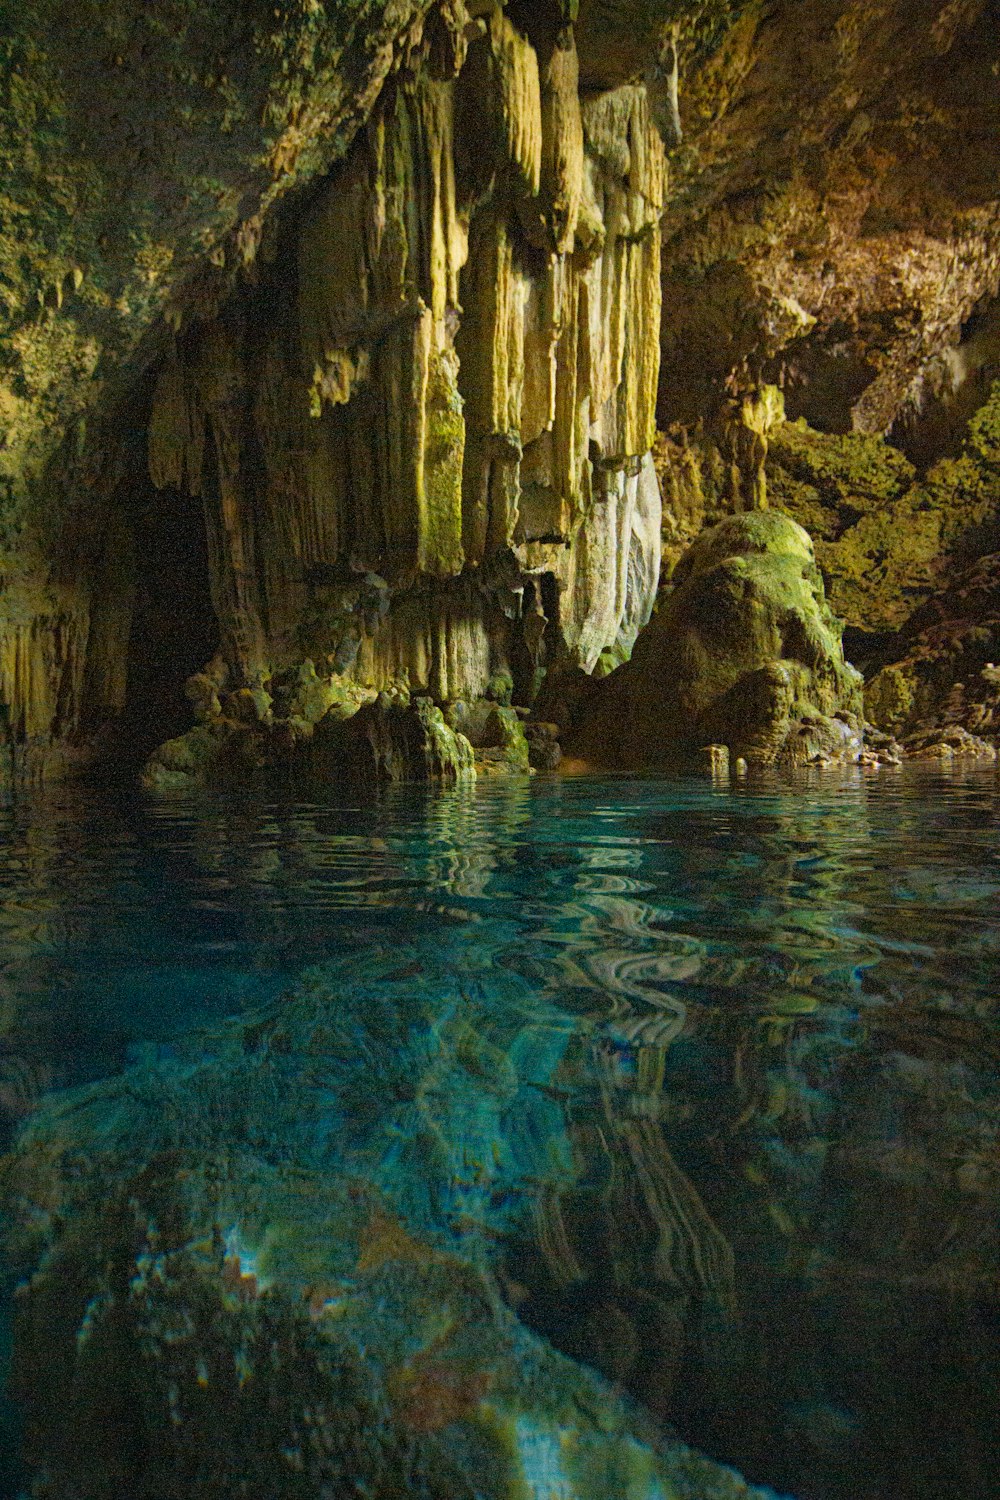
(763, 333, 878, 437)
(103, 456, 218, 774)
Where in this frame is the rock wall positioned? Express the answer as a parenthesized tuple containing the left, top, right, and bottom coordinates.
(145, 15, 666, 719)
(0, 0, 462, 764)
(0, 2, 671, 779)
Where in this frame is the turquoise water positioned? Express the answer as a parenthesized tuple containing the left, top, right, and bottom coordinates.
(1, 768, 1000, 1498)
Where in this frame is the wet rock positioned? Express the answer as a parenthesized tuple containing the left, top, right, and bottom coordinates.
(903, 725, 997, 762)
(184, 670, 223, 724)
(698, 744, 730, 778)
(474, 706, 531, 775)
(566, 511, 863, 770)
(315, 693, 476, 787)
(864, 550, 1000, 751)
(525, 721, 563, 770)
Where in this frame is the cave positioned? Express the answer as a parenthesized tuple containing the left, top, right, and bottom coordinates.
(890, 295, 1000, 471)
(1, 4, 1000, 1500)
(763, 332, 879, 438)
(102, 443, 219, 774)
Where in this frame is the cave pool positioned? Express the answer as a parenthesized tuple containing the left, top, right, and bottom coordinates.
(1, 766, 999, 1499)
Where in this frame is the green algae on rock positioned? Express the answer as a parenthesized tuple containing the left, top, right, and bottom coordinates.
(565, 510, 863, 769)
(766, 389, 1000, 638)
(316, 691, 478, 786)
(141, 669, 479, 792)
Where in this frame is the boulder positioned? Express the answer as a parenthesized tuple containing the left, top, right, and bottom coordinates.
(567, 511, 863, 769)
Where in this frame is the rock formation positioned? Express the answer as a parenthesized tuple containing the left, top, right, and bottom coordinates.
(3, 3, 1000, 1493)
(565, 510, 864, 769)
(0, 0, 999, 783)
(143, 20, 667, 697)
(0, 0, 686, 786)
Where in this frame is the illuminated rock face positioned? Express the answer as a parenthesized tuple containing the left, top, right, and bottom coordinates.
(0, 5, 667, 779)
(145, 21, 665, 714)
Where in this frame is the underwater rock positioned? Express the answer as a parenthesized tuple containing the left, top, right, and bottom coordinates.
(0, 959, 785, 1500)
(565, 511, 864, 770)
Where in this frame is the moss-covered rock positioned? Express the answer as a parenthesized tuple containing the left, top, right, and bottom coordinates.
(766, 419, 938, 631)
(142, 663, 377, 791)
(566, 510, 863, 768)
(474, 704, 531, 774)
(0, 0, 433, 543)
(766, 384, 1000, 635)
(314, 691, 476, 788)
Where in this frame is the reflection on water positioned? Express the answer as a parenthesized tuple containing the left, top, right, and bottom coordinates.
(1, 768, 1000, 1497)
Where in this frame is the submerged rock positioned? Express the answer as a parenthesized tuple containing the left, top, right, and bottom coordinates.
(566, 511, 863, 770)
(1, 959, 784, 1500)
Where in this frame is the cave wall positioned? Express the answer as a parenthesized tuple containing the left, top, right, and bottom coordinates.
(0, 0, 689, 776)
(3, 0, 1000, 776)
(0, 0, 438, 773)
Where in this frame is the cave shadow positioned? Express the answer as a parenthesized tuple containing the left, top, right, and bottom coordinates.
(89, 445, 219, 784)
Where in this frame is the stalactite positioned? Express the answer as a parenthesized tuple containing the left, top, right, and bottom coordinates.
(457, 9, 543, 203)
(137, 4, 669, 746)
(523, 27, 585, 256)
(355, 579, 495, 703)
(148, 349, 206, 496)
(0, 588, 91, 750)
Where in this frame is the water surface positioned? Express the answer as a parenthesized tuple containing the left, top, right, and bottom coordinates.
(2, 767, 999, 1498)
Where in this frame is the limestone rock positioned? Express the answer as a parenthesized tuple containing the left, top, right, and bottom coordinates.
(0, 2, 675, 783)
(1, 953, 782, 1500)
(473, 704, 530, 773)
(314, 692, 476, 787)
(566, 511, 864, 769)
(125, 13, 669, 783)
(903, 725, 997, 762)
(524, 720, 563, 770)
(4, 0, 1000, 786)
(659, 0, 1000, 440)
(864, 552, 1000, 749)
